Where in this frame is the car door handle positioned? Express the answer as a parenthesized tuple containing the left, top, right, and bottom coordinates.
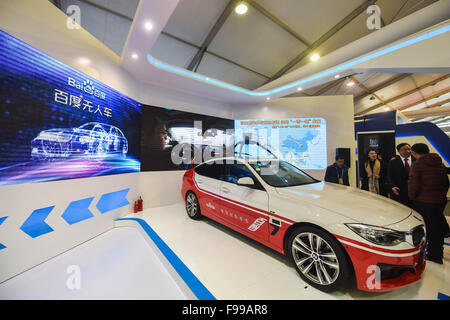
(222, 187, 230, 194)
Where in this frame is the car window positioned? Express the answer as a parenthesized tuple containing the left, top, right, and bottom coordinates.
(92, 124, 106, 134)
(222, 161, 264, 190)
(234, 141, 275, 159)
(78, 123, 94, 130)
(250, 160, 318, 188)
(195, 162, 224, 180)
(109, 127, 117, 136)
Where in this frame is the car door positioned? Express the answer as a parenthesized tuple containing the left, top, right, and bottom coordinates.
(194, 162, 224, 218)
(218, 161, 269, 241)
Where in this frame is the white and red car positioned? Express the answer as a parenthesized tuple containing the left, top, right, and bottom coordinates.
(181, 157, 427, 292)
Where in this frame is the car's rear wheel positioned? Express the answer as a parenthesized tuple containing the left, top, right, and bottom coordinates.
(287, 225, 353, 292)
(185, 191, 202, 220)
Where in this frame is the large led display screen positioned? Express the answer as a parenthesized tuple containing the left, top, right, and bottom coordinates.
(235, 118, 327, 169)
(141, 106, 234, 171)
(0, 31, 141, 186)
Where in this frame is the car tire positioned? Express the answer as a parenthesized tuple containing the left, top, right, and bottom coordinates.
(287, 225, 353, 292)
(185, 191, 202, 220)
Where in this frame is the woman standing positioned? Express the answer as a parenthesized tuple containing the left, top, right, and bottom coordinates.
(364, 149, 382, 194)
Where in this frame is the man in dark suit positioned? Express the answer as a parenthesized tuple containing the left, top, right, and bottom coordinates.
(386, 143, 415, 207)
(324, 155, 350, 186)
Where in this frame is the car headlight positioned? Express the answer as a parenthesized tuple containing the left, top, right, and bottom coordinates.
(345, 223, 405, 246)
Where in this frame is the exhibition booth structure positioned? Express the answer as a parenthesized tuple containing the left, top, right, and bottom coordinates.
(355, 110, 450, 187)
(0, 0, 449, 300)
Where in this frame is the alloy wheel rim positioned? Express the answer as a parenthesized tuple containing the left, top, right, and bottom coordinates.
(186, 194, 197, 216)
(291, 232, 340, 286)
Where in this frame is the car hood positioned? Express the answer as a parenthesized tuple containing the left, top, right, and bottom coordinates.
(275, 182, 411, 226)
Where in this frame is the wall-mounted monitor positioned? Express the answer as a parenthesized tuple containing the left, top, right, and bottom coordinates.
(234, 118, 327, 169)
(0, 31, 141, 186)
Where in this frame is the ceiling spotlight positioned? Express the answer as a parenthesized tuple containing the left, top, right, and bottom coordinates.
(384, 107, 391, 111)
(334, 75, 340, 79)
(266, 97, 271, 100)
(346, 80, 355, 87)
(131, 53, 138, 59)
(235, 3, 248, 15)
(297, 87, 302, 91)
(144, 21, 153, 31)
(310, 53, 320, 61)
(77, 57, 91, 66)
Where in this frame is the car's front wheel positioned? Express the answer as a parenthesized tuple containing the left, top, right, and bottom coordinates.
(287, 225, 353, 292)
(185, 191, 202, 220)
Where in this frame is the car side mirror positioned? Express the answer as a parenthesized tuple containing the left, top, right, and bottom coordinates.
(237, 177, 254, 187)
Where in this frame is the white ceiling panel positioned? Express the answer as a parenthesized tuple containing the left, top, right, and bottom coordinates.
(59, 0, 138, 55)
(163, 0, 229, 45)
(390, 91, 423, 108)
(393, 0, 439, 22)
(150, 34, 198, 69)
(208, 4, 307, 78)
(254, 0, 366, 44)
(197, 52, 267, 89)
(374, 77, 416, 100)
(403, 91, 450, 112)
(88, 0, 139, 18)
(360, 73, 399, 89)
(285, 10, 375, 74)
(410, 73, 448, 87)
(355, 94, 382, 110)
(376, 0, 412, 25)
(419, 77, 450, 96)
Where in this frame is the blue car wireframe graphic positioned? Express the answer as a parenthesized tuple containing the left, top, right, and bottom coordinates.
(31, 122, 128, 160)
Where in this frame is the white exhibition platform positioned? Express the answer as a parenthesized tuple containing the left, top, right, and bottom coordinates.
(0, 227, 189, 299)
(0, 203, 449, 300)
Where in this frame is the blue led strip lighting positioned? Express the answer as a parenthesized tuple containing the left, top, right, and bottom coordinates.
(116, 217, 216, 300)
(147, 24, 450, 97)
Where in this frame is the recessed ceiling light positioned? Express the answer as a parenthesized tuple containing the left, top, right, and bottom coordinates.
(334, 75, 340, 79)
(144, 21, 153, 31)
(131, 53, 138, 59)
(297, 87, 302, 91)
(266, 97, 271, 100)
(346, 80, 355, 87)
(384, 107, 391, 111)
(77, 57, 91, 66)
(235, 3, 248, 15)
(310, 53, 320, 61)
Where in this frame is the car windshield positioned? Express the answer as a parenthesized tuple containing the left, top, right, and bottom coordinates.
(249, 160, 318, 187)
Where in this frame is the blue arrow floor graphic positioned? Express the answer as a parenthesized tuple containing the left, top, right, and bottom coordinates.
(438, 292, 449, 300)
(0, 216, 8, 250)
(20, 206, 55, 238)
(96, 188, 130, 214)
(62, 197, 95, 225)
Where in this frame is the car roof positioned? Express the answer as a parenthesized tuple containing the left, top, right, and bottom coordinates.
(199, 157, 279, 165)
